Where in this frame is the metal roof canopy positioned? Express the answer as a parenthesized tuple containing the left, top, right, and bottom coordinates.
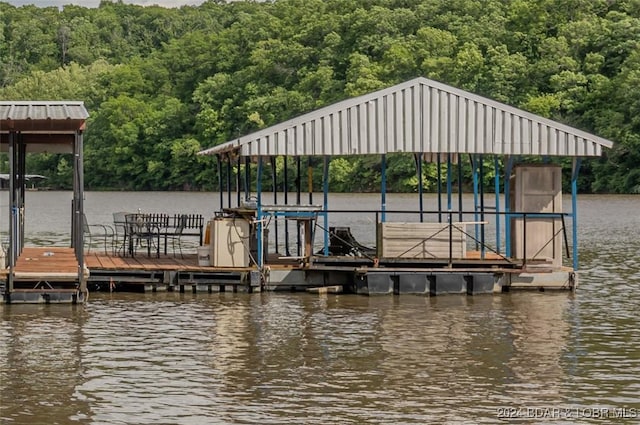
(0, 101, 88, 153)
(0, 101, 89, 303)
(199, 77, 614, 158)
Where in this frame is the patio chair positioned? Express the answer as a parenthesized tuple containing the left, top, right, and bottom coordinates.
(112, 212, 129, 256)
(165, 214, 187, 258)
(83, 213, 115, 254)
(125, 213, 160, 258)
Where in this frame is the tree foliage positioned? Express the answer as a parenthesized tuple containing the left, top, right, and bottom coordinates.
(0, 0, 638, 192)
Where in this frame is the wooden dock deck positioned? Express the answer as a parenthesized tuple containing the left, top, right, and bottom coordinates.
(85, 251, 208, 272)
(1, 247, 86, 303)
(0, 248, 259, 301)
(83, 251, 259, 293)
(1, 247, 574, 302)
(14, 247, 81, 277)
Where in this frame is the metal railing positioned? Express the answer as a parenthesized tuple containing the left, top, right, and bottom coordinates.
(292, 208, 574, 268)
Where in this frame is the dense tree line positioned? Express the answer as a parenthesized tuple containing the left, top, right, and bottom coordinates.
(0, 0, 638, 193)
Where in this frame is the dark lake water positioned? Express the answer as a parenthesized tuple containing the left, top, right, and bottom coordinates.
(1, 192, 639, 424)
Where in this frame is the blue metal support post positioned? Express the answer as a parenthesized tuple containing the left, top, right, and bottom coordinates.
(323, 156, 330, 255)
(415, 154, 424, 222)
(437, 154, 442, 223)
(446, 153, 452, 212)
(446, 154, 453, 264)
(494, 155, 501, 254)
(271, 156, 279, 253)
(479, 155, 485, 258)
(572, 158, 582, 270)
(296, 156, 301, 256)
(472, 155, 479, 249)
(256, 157, 263, 267)
(458, 157, 463, 223)
(226, 154, 232, 208)
(284, 157, 290, 256)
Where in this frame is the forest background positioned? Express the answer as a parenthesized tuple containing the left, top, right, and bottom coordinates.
(0, 0, 639, 193)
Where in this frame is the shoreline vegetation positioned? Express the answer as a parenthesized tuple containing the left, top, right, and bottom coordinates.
(0, 0, 638, 194)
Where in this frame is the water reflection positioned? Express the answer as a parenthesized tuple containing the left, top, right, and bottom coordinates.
(1, 194, 640, 424)
(498, 294, 571, 406)
(0, 304, 89, 424)
(73, 294, 224, 424)
(0, 286, 637, 424)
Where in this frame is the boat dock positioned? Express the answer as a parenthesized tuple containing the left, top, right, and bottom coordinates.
(1, 79, 613, 303)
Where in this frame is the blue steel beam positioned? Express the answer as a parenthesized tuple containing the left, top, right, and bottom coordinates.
(257, 157, 263, 267)
(494, 155, 501, 254)
(323, 156, 330, 255)
(479, 155, 485, 258)
(283, 157, 290, 256)
(572, 158, 582, 270)
(472, 155, 479, 249)
(458, 158, 463, 222)
(437, 154, 442, 223)
(271, 156, 279, 253)
(415, 154, 424, 222)
(446, 153, 452, 212)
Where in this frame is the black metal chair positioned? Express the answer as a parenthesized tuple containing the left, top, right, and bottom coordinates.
(125, 213, 160, 257)
(165, 214, 187, 258)
(83, 213, 115, 255)
(112, 212, 129, 256)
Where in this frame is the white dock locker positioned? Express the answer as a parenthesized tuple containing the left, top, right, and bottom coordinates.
(210, 218, 251, 267)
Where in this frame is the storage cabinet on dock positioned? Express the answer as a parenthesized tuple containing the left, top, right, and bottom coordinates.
(209, 218, 250, 267)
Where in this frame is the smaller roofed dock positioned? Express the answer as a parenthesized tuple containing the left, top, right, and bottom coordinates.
(1, 101, 89, 303)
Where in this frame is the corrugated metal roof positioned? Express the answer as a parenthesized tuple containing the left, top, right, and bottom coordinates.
(0, 101, 89, 153)
(199, 77, 613, 158)
(0, 101, 89, 132)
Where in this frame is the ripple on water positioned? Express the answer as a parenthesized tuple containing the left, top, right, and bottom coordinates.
(1, 194, 640, 424)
